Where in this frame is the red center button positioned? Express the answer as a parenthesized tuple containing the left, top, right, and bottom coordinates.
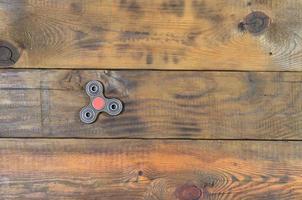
(92, 97, 106, 110)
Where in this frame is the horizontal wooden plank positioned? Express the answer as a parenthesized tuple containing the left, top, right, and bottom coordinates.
(0, 0, 302, 70)
(0, 139, 302, 199)
(1, 69, 302, 139)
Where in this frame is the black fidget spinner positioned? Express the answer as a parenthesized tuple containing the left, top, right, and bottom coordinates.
(80, 80, 123, 124)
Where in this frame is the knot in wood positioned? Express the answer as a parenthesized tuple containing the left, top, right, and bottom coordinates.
(175, 184, 203, 200)
(243, 11, 270, 35)
(0, 41, 20, 66)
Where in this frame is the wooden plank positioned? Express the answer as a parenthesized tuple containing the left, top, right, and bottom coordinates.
(1, 69, 302, 139)
(0, 139, 302, 199)
(0, 0, 302, 70)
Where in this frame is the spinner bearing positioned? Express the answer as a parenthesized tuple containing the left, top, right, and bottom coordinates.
(80, 80, 123, 124)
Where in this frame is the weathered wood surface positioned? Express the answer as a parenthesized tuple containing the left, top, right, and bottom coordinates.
(0, 139, 301, 200)
(1, 0, 302, 70)
(1, 69, 302, 139)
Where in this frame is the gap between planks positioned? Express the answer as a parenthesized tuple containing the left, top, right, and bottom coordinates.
(0, 137, 302, 142)
(4, 67, 302, 73)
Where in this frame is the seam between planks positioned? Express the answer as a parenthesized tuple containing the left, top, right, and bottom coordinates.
(6, 67, 302, 73)
(0, 137, 301, 142)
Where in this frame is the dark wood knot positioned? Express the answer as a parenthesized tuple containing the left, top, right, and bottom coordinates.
(175, 184, 203, 200)
(0, 41, 20, 67)
(240, 11, 270, 35)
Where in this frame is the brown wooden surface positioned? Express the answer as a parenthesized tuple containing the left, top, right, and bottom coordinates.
(0, 69, 302, 139)
(1, 139, 302, 200)
(1, 0, 302, 199)
(1, 0, 302, 70)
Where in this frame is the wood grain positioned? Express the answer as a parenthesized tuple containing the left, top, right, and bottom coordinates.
(0, 0, 302, 70)
(1, 69, 302, 139)
(0, 139, 302, 199)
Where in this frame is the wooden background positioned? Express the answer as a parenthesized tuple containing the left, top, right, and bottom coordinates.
(1, 0, 302, 199)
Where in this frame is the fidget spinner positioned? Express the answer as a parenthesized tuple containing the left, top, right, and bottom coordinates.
(80, 80, 123, 124)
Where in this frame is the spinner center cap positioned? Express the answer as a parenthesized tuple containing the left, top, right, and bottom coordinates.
(92, 97, 106, 110)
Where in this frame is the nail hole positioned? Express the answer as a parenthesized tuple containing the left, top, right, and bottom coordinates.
(269, 52, 273, 56)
